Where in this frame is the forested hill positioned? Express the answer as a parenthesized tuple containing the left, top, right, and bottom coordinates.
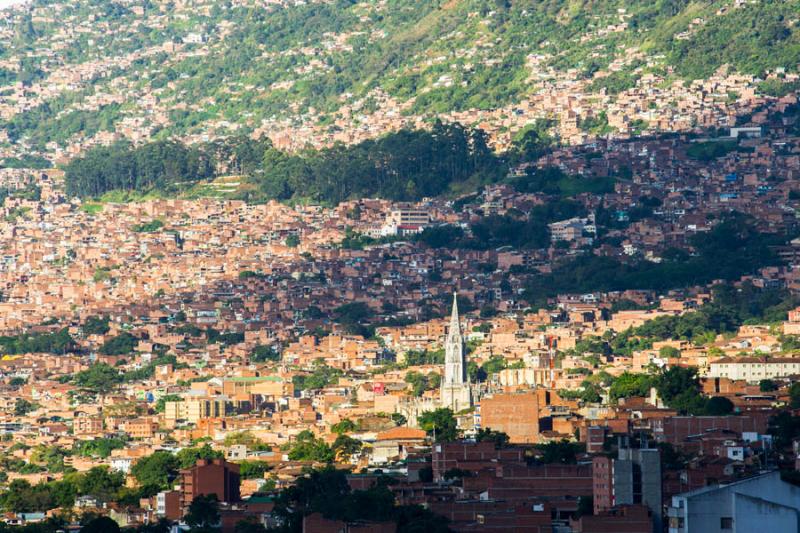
(0, 0, 798, 155)
(62, 124, 508, 204)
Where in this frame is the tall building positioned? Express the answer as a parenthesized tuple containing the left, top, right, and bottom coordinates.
(593, 442, 662, 533)
(440, 293, 472, 412)
(179, 458, 240, 512)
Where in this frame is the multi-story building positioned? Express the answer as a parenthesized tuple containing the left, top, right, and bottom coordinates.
(73, 412, 103, 436)
(122, 418, 159, 439)
(164, 398, 231, 424)
(155, 490, 181, 521)
(179, 459, 241, 512)
(667, 471, 800, 533)
(593, 443, 662, 533)
(708, 356, 800, 382)
(381, 207, 430, 236)
(479, 392, 539, 444)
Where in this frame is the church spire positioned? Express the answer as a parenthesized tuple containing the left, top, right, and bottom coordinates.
(440, 291, 471, 411)
(449, 292, 460, 337)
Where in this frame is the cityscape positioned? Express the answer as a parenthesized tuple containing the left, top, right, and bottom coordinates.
(0, 1, 798, 532)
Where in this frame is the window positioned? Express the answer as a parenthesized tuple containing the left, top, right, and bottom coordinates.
(721, 517, 733, 529)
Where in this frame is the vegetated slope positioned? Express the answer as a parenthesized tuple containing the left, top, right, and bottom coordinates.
(0, 0, 798, 149)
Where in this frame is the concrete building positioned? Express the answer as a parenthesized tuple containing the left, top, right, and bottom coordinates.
(548, 215, 596, 243)
(708, 356, 800, 382)
(667, 471, 800, 533)
(594, 444, 662, 533)
(164, 397, 231, 424)
(381, 207, 430, 236)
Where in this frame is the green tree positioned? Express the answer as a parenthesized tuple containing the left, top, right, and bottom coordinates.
(77, 466, 125, 502)
(790, 383, 800, 408)
(73, 437, 128, 459)
(475, 428, 509, 448)
(334, 302, 371, 335)
(331, 419, 356, 434)
(418, 408, 458, 442)
(609, 372, 654, 402)
(100, 332, 138, 355)
(131, 451, 179, 490)
(13, 398, 36, 416)
(83, 316, 111, 336)
(74, 363, 123, 399)
(768, 412, 800, 449)
(287, 431, 334, 462)
(238, 460, 270, 480)
(535, 440, 582, 464)
(655, 367, 706, 414)
(82, 516, 121, 533)
(176, 444, 223, 470)
(250, 344, 280, 363)
(659, 346, 681, 358)
(759, 379, 778, 392)
(224, 431, 267, 449)
(391, 413, 407, 427)
(332, 435, 362, 462)
(155, 394, 182, 413)
(704, 396, 734, 416)
(185, 493, 220, 530)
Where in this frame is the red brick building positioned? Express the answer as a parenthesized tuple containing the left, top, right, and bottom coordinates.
(479, 392, 540, 443)
(653, 414, 769, 446)
(180, 458, 241, 511)
(571, 504, 652, 533)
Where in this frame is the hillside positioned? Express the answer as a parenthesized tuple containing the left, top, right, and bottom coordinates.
(0, 0, 798, 160)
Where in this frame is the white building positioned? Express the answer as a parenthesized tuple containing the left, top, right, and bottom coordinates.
(380, 207, 430, 236)
(110, 456, 133, 473)
(548, 215, 596, 243)
(667, 471, 800, 533)
(708, 356, 800, 382)
(440, 293, 472, 412)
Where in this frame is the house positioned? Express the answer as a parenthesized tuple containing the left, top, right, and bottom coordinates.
(371, 427, 427, 464)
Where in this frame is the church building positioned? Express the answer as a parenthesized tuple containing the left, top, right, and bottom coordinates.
(440, 293, 472, 412)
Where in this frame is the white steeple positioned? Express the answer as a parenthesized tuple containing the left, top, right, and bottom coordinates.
(440, 292, 471, 411)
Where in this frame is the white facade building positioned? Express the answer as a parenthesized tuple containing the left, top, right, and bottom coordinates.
(708, 356, 800, 382)
(667, 471, 800, 533)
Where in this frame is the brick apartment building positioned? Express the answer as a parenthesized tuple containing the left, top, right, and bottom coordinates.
(180, 458, 241, 512)
(479, 392, 540, 443)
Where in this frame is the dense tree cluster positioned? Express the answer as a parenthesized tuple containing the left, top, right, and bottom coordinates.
(0, 328, 75, 355)
(259, 122, 501, 203)
(415, 199, 585, 251)
(63, 124, 502, 205)
(291, 365, 342, 392)
(270, 467, 449, 533)
(524, 214, 785, 305)
(0, 467, 124, 513)
(64, 140, 215, 197)
(130, 445, 224, 492)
